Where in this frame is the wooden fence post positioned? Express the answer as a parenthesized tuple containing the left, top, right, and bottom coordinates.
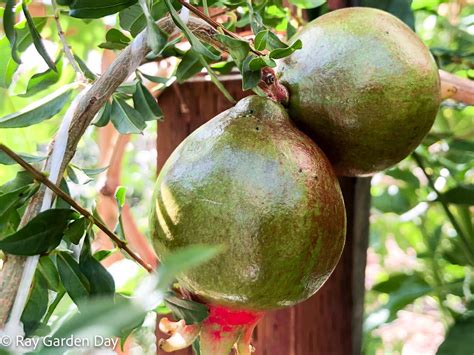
(155, 77, 370, 355)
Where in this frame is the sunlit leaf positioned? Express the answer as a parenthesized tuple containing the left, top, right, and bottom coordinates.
(0, 88, 72, 128)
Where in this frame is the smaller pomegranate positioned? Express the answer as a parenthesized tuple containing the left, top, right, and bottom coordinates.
(277, 7, 440, 176)
(149, 96, 346, 354)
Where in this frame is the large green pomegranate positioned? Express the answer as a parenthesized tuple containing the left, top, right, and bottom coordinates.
(277, 7, 440, 176)
(150, 96, 346, 354)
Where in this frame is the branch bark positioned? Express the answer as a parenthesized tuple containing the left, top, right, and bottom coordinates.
(439, 69, 474, 105)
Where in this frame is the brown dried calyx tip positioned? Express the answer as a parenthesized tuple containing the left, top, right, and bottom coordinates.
(258, 67, 289, 105)
(158, 318, 201, 352)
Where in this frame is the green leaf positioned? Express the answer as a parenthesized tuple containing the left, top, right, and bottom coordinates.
(21, 271, 49, 336)
(0, 88, 71, 128)
(440, 185, 474, 206)
(115, 186, 127, 207)
(0, 184, 34, 219)
(240, 55, 261, 91)
(78, 165, 109, 177)
(248, 55, 276, 70)
(73, 54, 97, 80)
(66, 165, 80, 184)
(119, 0, 169, 37)
(80, 248, 115, 297)
(16, 17, 47, 52)
(22, 3, 57, 72)
(111, 96, 146, 134)
(133, 82, 163, 121)
(0, 151, 46, 165)
(39, 296, 145, 355)
(0, 209, 77, 256)
(92, 101, 112, 127)
(215, 34, 250, 63)
(254, 30, 268, 51)
(437, 315, 474, 355)
(286, 20, 296, 40)
(93, 249, 113, 261)
(38, 255, 61, 290)
(138, 71, 169, 84)
(64, 217, 88, 245)
(55, 179, 71, 209)
(0, 36, 19, 89)
(265, 30, 288, 50)
(176, 50, 203, 83)
(0, 171, 34, 195)
(99, 28, 132, 50)
(157, 244, 222, 289)
(288, 0, 326, 9)
(269, 39, 302, 59)
(164, 0, 220, 60)
(69, 0, 138, 19)
(164, 294, 209, 324)
(21, 56, 63, 97)
(4, 0, 21, 64)
(138, 0, 168, 55)
(365, 273, 432, 331)
(57, 251, 91, 305)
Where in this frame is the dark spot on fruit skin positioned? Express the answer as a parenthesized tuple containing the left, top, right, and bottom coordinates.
(255, 127, 260, 131)
(299, 168, 303, 173)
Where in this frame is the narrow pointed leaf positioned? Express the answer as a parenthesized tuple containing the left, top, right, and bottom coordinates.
(38, 255, 61, 290)
(164, 0, 219, 60)
(0, 88, 71, 128)
(4, 0, 21, 64)
(73, 54, 97, 80)
(69, 0, 138, 19)
(57, 251, 91, 305)
(22, 3, 57, 72)
(0, 151, 46, 165)
(21, 271, 49, 336)
(133, 82, 163, 121)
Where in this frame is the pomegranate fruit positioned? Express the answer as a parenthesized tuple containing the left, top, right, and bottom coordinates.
(149, 96, 346, 353)
(277, 7, 440, 176)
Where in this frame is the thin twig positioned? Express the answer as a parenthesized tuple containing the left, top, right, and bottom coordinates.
(0, 144, 153, 273)
(175, 0, 264, 56)
(51, 0, 84, 79)
(412, 152, 474, 263)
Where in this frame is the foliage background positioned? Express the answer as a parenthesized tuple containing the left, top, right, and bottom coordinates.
(0, 0, 472, 354)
